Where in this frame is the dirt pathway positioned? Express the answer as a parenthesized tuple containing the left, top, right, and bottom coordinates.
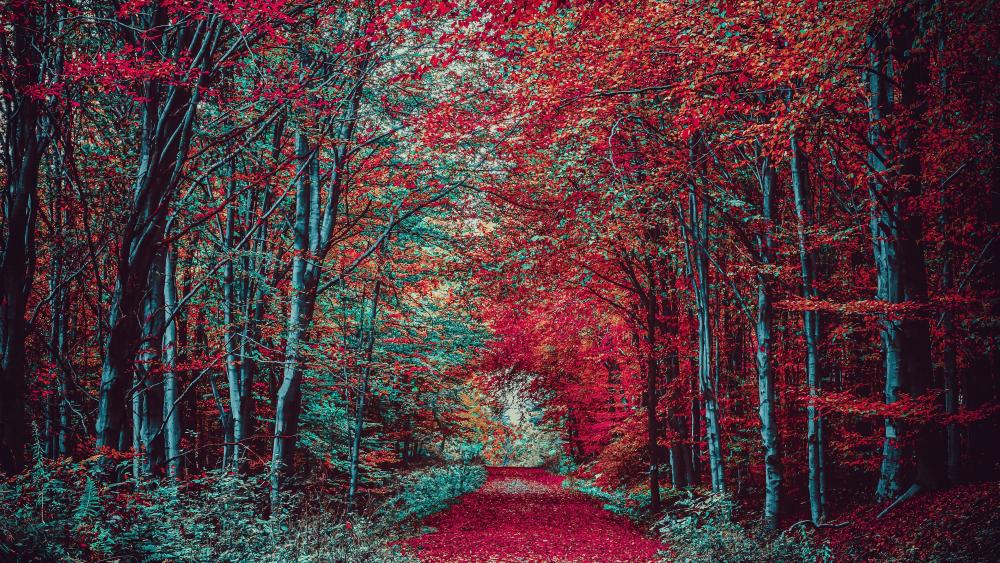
(405, 467, 664, 562)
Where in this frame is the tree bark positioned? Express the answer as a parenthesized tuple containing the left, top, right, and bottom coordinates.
(135, 250, 166, 475)
(163, 246, 182, 479)
(0, 8, 47, 474)
(790, 133, 826, 523)
(868, 23, 906, 501)
(892, 1, 946, 495)
(644, 290, 663, 511)
(869, 2, 947, 500)
(755, 154, 782, 531)
(270, 132, 314, 504)
(222, 173, 247, 471)
(348, 277, 382, 513)
(95, 3, 211, 456)
(687, 133, 725, 493)
(47, 154, 74, 459)
(269, 55, 363, 504)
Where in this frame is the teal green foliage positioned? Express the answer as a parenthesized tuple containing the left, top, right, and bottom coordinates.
(563, 476, 653, 522)
(551, 450, 577, 475)
(0, 455, 419, 562)
(658, 492, 832, 563)
(390, 464, 487, 523)
(455, 441, 485, 463)
(296, 231, 489, 475)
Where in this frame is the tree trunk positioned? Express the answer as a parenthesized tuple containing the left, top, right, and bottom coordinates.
(193, 308, 209, 471)
(48, 171, 74, 459)
(869, 2, 947, 500)
(348, 277, 382, 513)
(136, 249, 166, 475)
(688, 321, 702, 486)
(755, 153, 782, 531)
(935, 13, 960, 488)
(868, 24, 906, 501)
(940, 245, 959, 485)
(270, 133, 314, 504)
(644, 289, 663, 510)
(893, 1, 946, 495)
(0, 10, 46, 474)
(222, 176, 246, 471)
(790, 133, 827, 523)
(687, 133, 725, 493)
(95, 3, 209, 456)
(163, 246, 182, 479)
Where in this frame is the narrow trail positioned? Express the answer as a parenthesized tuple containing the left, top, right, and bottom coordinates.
(405, 467, 664, 562)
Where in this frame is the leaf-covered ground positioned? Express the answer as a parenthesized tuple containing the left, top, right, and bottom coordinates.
(405, 467, 664, 562)
(821, 481, 1000, 561)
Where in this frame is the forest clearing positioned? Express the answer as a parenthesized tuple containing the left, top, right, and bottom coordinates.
(2, 0, 999, 561)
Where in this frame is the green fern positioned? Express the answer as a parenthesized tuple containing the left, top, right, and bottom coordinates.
(73, 476, 99, 525)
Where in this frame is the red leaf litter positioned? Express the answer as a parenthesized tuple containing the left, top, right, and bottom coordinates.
(405, 467, 664, 562)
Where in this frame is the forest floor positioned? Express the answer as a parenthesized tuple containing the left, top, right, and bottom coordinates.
(821, 480, 1000, 561)
(404, 467, 664, 562)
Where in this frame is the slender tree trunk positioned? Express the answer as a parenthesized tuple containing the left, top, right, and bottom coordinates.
(193, 308, 209, 471)
(755, 154, 782, 531)
(238, 211, 271, 470)
(688, 133, 725, 493)
(222, 176, 246, 471)
(348, 277, 382, 513)
(271, 133, 313, 504)
(688, 311, 702, 486)
(644, 291, 663, 510)
(48, 182, 74, 458)
(935, 8, 960, 488)
(268, 51, 365, 504)
(940, 244, 959, 485)
(657, 283, 692, 489)
(163, 246, 182, 479)
(790, 133, 827, 523)
(132, 377, 142, 478)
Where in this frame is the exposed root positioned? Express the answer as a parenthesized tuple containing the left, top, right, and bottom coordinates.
(877, 483, 922, 519)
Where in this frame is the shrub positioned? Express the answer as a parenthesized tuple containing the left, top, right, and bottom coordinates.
(563, 475, 655, 522)
(389, 464, 487, 523)
(0, 453, 422, 562)
(658, 492, 832, 563)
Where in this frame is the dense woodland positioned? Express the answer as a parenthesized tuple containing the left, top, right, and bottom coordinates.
(2, 0, 999, 561)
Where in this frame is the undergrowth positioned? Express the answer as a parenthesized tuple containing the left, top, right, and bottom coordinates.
(0, 451, 485, 562)
(564, 474, 832, 562)
(389, 464, 487, 523)
(658, 492, 832, 563)
(562, 475, 655, 523)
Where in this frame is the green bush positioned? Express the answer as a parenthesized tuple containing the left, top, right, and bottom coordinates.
(390, 464, 487, 523)
(563, 476, 654, 522)
(658, 492, 832, 563)
(0, 454, 416, 562)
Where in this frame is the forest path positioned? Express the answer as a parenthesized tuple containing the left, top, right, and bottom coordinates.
(404, 467, 664, 562)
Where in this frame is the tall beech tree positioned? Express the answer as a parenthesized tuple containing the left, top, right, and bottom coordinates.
(790, 130, 827, 523)
(868, 0, 947, 506)
(267, 0, 476, 501)
(92, 0, 296, 457)
(0, 0, 58, 474)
